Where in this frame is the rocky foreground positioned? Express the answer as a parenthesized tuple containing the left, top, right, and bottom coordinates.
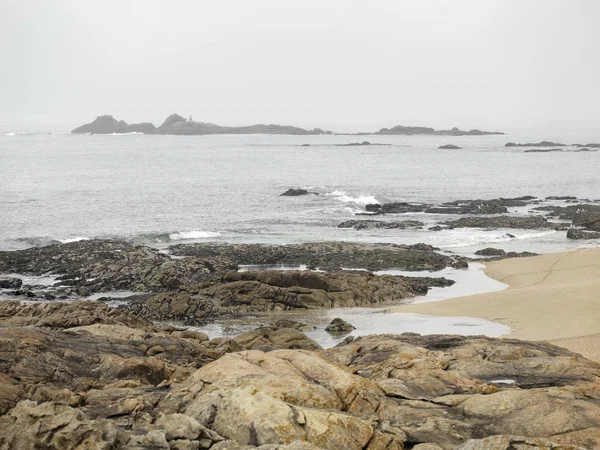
(0, 300, 599, 449)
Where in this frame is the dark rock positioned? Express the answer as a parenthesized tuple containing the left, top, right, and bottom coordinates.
(546, 196, 577, 200)
(301, 143, 310, 147)
(0, 278, 22, 289)
(336, 141, 391, 146)
(524, 148, 563, 153)
(169, 241, 464, 272)
(505, 141, 565, 147)
(474, 248, 506, 257)
(325, 318, 356, 334)
(280, 188, 314, 196)
(376, 125, 504, 136)
(378, 202, 430, 214)
(71, 115, 156, 134)
(566, 228, 600, 240)
(573, 143, 600, 148)
(444, 215, 564, 230)
(337, 220, 423, 230)
(506, 233, 516, 238)
(438, 144, 462, 149)
(365, 203, 382, 212)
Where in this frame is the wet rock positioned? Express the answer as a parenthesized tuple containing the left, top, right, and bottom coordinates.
(338, 219, 423, 230)
(566, 228, 600, 240)
(475, 248, 506, 257)
(524, 148, 563, 153)
(546, 196, 577, 200)
(443, 215, 563, 230)
(280, 188, 314, 196)
(200, 270, 446, 312)
(438, 144, 462, 149)
(0, 277, 22, 289)
(0, 239, 235, 294)
(169, 242, 463, 272)
(377, 202, 430, 214)
(325, 318, 356, 334)
(573, 143, 600, 148)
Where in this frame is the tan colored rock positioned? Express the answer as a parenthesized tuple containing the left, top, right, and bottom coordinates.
(233, 327, 322, 351)
(457, 434, 585, 449)
(69, 323, 149, 340)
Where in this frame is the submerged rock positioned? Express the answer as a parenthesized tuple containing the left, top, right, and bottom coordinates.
(325, 317, 356, 334)
(438, 144, 462, 149)
(505, 141, 565, 147)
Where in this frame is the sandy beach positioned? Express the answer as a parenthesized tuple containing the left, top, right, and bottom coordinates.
(394, 246, 600, 362)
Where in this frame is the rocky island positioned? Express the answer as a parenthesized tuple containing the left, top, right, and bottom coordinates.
(72, 115, 505, 137)
(72, 114, 333, 135)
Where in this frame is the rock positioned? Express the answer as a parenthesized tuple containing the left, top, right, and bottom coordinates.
(336, 141, 391, 146)
(233, 327, 322, 351)
(475, 248, 506, 257)
(546, 196, 577, 200)
(438, 144, 462, 149)
(338, 220, 423, 230)
(505, 141, 565, 147)
(169, 242, 465, 272)
(443, 215, 563, 230)
(524, 148, 563, 153)
(71, 115, 156, 134)
(271, 319, 315, 331)
(325, 318, 356, 334)
(0, 277, 22, 289)
(376, 125, 504, 136)
(280, 188, 312, 196)
(457, 435, 585, 449)
(377, 202, 430, 214)
(566, 228, 600, 240)
(199, 269, 447, 312)
(573, 143, 600, 148)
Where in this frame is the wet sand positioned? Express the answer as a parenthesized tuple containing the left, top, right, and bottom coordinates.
(393, 247, 600, 362)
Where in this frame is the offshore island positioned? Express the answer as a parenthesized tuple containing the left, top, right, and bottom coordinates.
(72, 113, 505, 136)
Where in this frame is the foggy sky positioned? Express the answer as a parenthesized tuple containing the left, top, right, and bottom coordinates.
(2, 0, 599, 131)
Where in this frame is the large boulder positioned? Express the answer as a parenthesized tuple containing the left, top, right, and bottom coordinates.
(566, 228, 600, 240)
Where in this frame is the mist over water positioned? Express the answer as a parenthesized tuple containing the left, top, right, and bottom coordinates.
(1, 129, 599, 253)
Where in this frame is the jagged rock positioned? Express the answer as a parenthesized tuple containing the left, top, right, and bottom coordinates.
(0, 277, 22, 289)
(444, 216, 563, 230)
(198, 269, 447, 312)
(567, 228, 600, 240)
(338, 220, 423, 230)
(233, 327, 322, 351)
(457, 435, 585, 449)
(71, 115, 155, 134)
(169, 242, 464, 272)
(325, 318, 356, 334)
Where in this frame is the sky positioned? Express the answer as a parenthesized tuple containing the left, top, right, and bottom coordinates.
(1, 0, 599, 132)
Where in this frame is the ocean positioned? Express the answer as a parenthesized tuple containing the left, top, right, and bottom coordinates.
(1, 128, 599, 255)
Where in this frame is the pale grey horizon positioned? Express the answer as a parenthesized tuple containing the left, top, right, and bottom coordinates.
(1, 0, 599, 133)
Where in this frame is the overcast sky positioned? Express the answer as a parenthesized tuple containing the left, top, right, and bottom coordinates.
(2, 0, 599, 131)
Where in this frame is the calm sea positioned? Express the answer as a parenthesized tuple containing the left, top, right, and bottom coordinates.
(1, 128, 599, 255)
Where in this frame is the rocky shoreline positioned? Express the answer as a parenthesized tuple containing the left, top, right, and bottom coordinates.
(1, 299, 599, 449)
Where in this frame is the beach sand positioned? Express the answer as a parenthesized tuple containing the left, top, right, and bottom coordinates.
(393, 246, 600, 362)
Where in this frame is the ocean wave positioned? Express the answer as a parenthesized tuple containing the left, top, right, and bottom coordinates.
(58, 236, 91, 244)
(440, 229, 557, 248)
(168, 230, 221, 240)
(326, 190, 380, 207)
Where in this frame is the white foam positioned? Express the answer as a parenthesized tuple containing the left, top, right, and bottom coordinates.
(488, 379, 516, 384)
(327, 190, 379, 207)
(59, 236, 90, 243)
(168, 230, 221, 240)
(4, 132, 16, 136)
(432, 228, 557, 248)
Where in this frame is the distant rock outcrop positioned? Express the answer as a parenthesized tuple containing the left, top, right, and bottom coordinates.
(73, 114, 333, 136)
(505, 141, 565, 147)
(438, 144, 462, 149)
(376, 125, 504, 136)
(71, 115, 156, 134)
